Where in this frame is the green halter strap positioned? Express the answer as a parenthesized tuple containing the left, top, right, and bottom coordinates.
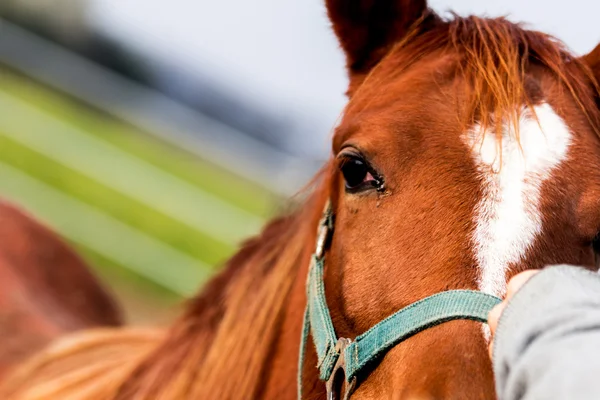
(298, 205, 502, 399)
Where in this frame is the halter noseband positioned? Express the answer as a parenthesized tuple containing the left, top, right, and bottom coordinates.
(298, 202, 502, 399)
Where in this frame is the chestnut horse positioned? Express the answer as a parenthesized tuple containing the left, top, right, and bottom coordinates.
(3, 0, 600, 398)
(0, 201, 122, 378)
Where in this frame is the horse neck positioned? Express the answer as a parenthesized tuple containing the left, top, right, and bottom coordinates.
(115, 197, 324, 399)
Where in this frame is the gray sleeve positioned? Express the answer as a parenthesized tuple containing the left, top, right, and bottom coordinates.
(494, 265, 600, 400)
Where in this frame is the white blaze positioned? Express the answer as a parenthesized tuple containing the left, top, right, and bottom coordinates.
(465, 103, 572, 298)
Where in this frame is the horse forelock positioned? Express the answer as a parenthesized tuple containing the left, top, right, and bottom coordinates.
(346, 15, 600, 146)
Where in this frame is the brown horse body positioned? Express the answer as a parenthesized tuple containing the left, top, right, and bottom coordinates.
(0, 201, 122, 378)
(4, 1, 600, 398)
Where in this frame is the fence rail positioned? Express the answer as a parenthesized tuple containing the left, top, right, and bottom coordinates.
(0, 90, 263, 246)
(0, 18, 319, 197)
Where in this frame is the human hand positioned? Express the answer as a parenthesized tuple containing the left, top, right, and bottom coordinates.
(488, 270, 541, 359)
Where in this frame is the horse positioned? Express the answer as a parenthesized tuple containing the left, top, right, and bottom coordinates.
(0, 201, 122, 378)
(3, 0, 600, 398)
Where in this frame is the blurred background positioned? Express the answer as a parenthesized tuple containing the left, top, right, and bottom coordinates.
(0, 0, 597, 324)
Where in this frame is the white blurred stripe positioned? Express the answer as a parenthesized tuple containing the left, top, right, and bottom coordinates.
(0, 90, 263, 246)
(0, 161, 210, 296)
(0, 19, 318, 197)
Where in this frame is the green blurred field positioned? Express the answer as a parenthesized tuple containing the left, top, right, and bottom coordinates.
(0, 67, 279, 321)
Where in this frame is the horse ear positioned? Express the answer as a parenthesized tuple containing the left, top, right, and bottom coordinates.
(582, 43, 600, 85)
(326, 0, 432, 89)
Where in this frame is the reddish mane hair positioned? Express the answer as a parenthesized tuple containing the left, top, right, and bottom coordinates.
(113, 175, 332, 398)
(115, 199, 325, 398)
(349, 15, 600, 143)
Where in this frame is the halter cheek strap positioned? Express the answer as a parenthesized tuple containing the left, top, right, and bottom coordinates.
(298, 205, 502, 399)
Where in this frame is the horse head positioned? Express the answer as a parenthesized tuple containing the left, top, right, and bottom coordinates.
(301, 1, 600, 398)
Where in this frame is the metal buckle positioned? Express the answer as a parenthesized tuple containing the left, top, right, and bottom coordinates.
(315, 222, 330, 259)
(315, 202, 333, 259)
(326, 338, 357, 400)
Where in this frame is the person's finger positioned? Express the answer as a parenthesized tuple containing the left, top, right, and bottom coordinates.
(488, 269, 541, 361)
(488, 302, 505, 359)
(488, 302, 504, 336)
(506, 269, 540, 299)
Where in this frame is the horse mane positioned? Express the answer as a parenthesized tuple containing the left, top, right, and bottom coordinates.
(114, 176, 330, 399)
(350, 15, 600, 142)
(114, 194, 326, 399)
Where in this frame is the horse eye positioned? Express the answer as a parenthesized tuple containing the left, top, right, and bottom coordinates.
(340, 158, 377, 191)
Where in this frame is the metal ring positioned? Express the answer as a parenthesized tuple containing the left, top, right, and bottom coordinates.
(326, 338, 357, 400)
